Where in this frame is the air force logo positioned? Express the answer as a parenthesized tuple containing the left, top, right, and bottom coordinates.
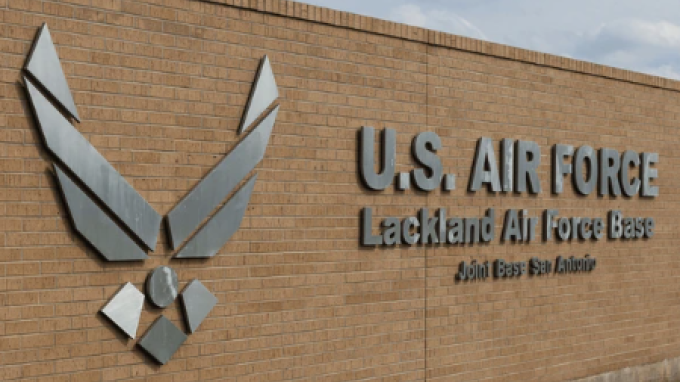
(22, 24, 279, 364)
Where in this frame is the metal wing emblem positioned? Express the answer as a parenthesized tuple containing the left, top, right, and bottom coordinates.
(22, 24, 279, 364)
(23, 24, 279, 261)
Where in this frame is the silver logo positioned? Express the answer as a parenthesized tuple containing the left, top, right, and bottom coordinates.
(22, 24, 279, 364)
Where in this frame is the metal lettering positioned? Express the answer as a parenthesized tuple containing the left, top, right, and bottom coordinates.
(620, 150, 641, 197)
(359, 126, 396, 190)
(553, 144, 573, 194)
(469, 137, 501, 192)
(515, 140, 541, 194)
(573, 145, 597, 195)
(641, 152, 659, 197)
(411, 132, 443, 191)
(599, 148, 622, 196)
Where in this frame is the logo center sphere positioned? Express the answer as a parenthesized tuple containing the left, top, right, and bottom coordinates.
(146, 266, 179, 308)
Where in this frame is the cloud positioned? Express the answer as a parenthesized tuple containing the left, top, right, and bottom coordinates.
(573, 19, 680, 79)
(646, 64, 680, 80)
(600, 19, 680, 48)
(579, 19, 680, 56)
(300, 0, 680, 80)
(389, 4, 488, 41)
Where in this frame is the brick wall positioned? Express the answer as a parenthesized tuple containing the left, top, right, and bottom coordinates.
(0, 0, 679, 381)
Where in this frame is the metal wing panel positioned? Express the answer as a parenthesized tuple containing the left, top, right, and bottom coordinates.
(25, 76, 162, 251)
(54, 165, 148, 261)
(167, 106, 279, 249)
(174, 174, 257, 259)
(24, 24, 80, 122)
(238, 55, 279, 134)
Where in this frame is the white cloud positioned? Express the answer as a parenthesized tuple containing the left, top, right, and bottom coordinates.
(389, 4, 487, 41)
(301, 0, 680, 80)
(591, 19, 680, 48)
(646, 64, 680, 80)
(572, 19, 680, 79)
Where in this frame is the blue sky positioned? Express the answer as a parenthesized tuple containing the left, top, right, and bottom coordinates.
(300, 0, 680, 80)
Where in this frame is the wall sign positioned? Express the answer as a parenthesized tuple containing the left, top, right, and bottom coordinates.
(358, 127, 658, 280)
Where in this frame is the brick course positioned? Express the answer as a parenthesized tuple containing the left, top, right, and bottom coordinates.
(1, 0, 679, 381)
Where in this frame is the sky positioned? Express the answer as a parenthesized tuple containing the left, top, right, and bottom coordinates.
(300, 0, 680, 80)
